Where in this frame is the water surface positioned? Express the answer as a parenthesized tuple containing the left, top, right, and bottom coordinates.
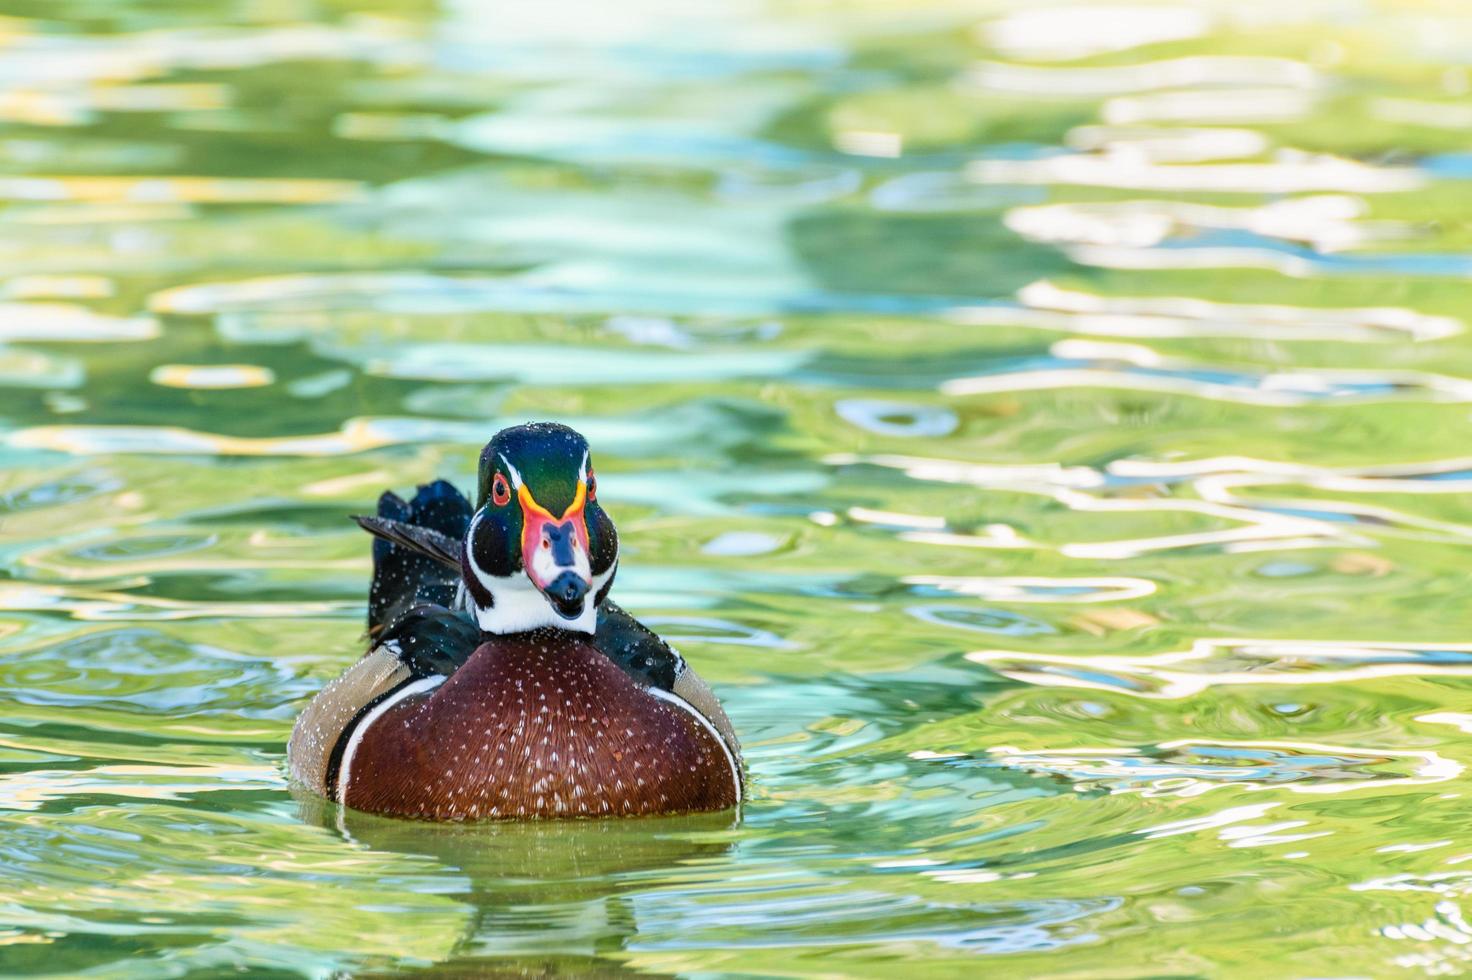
(4, 0, 1472, 975)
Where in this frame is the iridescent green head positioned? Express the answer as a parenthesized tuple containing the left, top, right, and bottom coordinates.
(462, 422, 619, 634)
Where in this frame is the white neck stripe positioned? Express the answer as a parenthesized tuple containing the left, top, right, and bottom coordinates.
(337, 675, 445, 804)
(645, 686, 743, 806)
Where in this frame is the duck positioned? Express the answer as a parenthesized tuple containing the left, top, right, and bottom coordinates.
(287, 422, 743, 821)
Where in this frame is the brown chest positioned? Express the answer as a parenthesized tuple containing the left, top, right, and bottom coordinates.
(339, 637, 739, 820)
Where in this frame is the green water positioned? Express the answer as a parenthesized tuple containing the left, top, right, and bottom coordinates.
(7, 0, 1472, 975)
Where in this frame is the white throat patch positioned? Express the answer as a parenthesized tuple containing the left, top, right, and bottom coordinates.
(460, 511, 615, 634)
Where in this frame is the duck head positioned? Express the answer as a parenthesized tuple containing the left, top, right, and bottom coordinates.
(461, 422, 618, 634)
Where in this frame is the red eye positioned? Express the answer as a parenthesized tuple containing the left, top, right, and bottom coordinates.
(587, 468, 597, 501)
(491, 473, 511, 506)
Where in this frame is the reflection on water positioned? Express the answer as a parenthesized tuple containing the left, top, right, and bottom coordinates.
(298, 794, 742, 967)
(3, 0, 1472, 975)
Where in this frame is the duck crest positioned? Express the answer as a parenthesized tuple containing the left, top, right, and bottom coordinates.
(287, 423, 743, 822)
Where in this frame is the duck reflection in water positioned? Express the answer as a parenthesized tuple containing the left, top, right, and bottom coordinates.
(295, 790, 738, 973)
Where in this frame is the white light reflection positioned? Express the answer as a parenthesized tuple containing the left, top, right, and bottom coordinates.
(963, 57, 1317, 98)
(980, 6, 1210, 62)
(1103, 88, 1316, 125)
(1380, 841, 1452, 854)
(967, 638, 1472, 700)
(0, 303, 157, 341)
(0, 175, 362, 204)
(833, 130, 903, 158)
(839, 495, 1032, 548)
(1005, 195, 1409, 253)
(1376, 901, 1472, 973)
(988, 739, 1457, 798)
(0, 762, 281, 811)
(968, 153, 1424, 194)
(0, 22, 417, 92)
(1119, 455, 1472, 545)
(904, 575, 1155, 603)
(898, 526, 1031, 550)
(825, 452, 1102, 491)
(1065, 125, 1269, 164)
(941, 337, 1472, 408)
(0, 581, 355, 622)
(952, 280, 1463, 343)
(847, 506, 946, 530)
(148, 364, 275, 389)
(3, 415, 573, 458)
(1136, 802, 1279, 840)
(1372, 97, 1472, 130)
(829, 450, 1357, 560)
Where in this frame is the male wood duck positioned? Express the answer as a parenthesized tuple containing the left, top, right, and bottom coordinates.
(288, 422, 742, 821)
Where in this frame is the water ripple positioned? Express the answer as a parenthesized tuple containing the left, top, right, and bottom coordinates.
(968, 638, 1472, 698)
(956, 280, 1463, 342)
(983, 740, 1458, 797)
(942, 339, 1472, 406)
(3, 0, 1472, 975)
(968, 153, 1425, 194)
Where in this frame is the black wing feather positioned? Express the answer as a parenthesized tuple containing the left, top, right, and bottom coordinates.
(358, 479, 472, 634)
(354, 514, 462, 568)
(594, 601, 684, 690)
(378, 604, 483, 676)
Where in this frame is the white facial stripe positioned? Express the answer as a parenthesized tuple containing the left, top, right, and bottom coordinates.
(498, 453, 523, 489)
(645, 685, 743, 806)
(464, 549, 613, 635)
(463, 509, 487, 579)
(502, 449, 587, 498)
(337, 674, 445, 804)
(463, 475, 615, 635)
